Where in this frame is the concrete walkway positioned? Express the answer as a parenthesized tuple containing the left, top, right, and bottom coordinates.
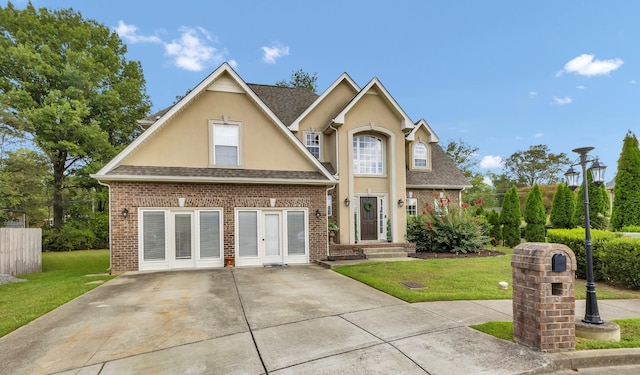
(0, 265, 638, 374)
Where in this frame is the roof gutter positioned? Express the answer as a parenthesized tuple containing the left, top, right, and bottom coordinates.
(90, 174, 337, 186)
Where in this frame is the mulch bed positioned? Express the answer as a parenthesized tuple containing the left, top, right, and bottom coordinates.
(408, 249, 506, 259)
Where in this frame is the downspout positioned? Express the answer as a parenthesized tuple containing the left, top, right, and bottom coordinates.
(325, 185, 336, 259)
(458, 187, 466, 208)
(97, 180, 112, 273)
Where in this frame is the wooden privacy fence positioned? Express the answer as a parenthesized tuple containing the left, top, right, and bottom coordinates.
(0, 228, 42, 276)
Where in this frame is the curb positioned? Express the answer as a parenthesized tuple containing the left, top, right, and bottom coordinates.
(520, 348, 640, 374)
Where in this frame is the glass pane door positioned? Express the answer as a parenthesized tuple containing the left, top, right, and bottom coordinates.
(174, 213, 192, 259)
(263, 212, 282, 264)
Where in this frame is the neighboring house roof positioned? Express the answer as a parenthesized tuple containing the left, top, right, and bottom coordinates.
(406, 144, 472, 189)
(248, 84, 318, 127)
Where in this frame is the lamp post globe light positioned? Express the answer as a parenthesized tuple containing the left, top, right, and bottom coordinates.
(564, 146, 607, 325)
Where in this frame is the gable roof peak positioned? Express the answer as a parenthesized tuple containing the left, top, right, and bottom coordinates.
(406, 118, 440, 142)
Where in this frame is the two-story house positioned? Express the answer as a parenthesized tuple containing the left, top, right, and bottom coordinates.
(92, 63, 470, 272)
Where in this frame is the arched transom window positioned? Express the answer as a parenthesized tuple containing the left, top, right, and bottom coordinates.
(353, 135, 384, 175)
(413, 142, 428, 168)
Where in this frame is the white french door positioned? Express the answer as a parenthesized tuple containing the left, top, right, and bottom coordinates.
(236, 209, 307, 266)
(171, 212, 194, 268)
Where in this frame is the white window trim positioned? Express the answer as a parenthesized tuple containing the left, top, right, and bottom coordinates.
(209, 119, 243, 167)
(406, 198, 418, 217)
(412, 141, 431, 170)
(138, 208, 224, 271)
(353, 134, 386, 176)
(303, 131, 322, 159)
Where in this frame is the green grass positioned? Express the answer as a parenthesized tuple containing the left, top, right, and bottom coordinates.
(334, 247, 640, 302)
(0, 250, 115, 338)
(471, 319, 640, 350)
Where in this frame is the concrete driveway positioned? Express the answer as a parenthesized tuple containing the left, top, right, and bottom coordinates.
(0, 266, 549, 374)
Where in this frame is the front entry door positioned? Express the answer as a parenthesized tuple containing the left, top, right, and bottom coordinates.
(360, 197, 378, 240)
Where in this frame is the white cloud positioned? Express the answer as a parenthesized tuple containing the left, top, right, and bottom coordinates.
(557, 54, 623, 77)
(576, 85, 586, 90)
(535, 133, 544, 138)
(483, 176, 493, 186)
(114, 21, 162, 44)
(479, 155, 504, 169)
(529, 91, 538, 99)
(552, 96, 572, 105)
(631, 80, 637, 85)
(261, 42, 289, 64)
(165, 27, 228, 71)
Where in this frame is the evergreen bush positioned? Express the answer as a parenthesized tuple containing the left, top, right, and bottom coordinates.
(601, 238, 640, 288)
(546, 229, 619, 280)
(500, 186, 521, 247)
(524, 184, 546, 242)
(611, 131, 640, 230)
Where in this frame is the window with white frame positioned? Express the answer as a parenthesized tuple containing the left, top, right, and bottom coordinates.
(305, 132, 321, 159)
(353, 135, 384, 175)
(199, 211, 221, 259)
(211, 120, 240, 166)
(413, 142, 428, 169)
(406, 198, 418, 216)
(142, 211, 166, 261)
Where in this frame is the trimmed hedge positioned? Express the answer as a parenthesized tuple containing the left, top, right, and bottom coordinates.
(546, 229, 620, 280)
(601, 238, 640, 288)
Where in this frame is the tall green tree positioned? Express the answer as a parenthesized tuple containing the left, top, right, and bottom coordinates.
(550, 183, 575, 229)
(572, 171, 608, 230)
(500, 186, 521, 247)
(503, 144, 570, 186)
(611, 131, 640, 230)
(275, 69, 318, 93)
(524, 184, 546, 242)
(444, 139, 497, 207)
(0, 2, 151, 228)
(0, 148, 51, 225)
(487, 209, 502, 246)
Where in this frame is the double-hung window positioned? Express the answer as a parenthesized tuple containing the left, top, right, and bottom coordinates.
(211, 120, 240, 166)
(304, 132, 321, 159)
(413, 142, 428, 169)
(406, 198, 418, 217)
(353, 135, 383, 175)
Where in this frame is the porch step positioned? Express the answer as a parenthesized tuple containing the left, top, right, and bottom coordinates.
(362, 247, 408, 259)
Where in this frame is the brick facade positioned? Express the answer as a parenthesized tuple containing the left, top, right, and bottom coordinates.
(109, 182, 328, 272)
(511, 243, 576, 352)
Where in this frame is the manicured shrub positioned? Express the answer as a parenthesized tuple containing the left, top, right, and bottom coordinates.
(487, 209, 502, 247)
(572, 172, 609, 230)
(601, 238, 640, 288)
(611, 131, 640, 230)
(546, 229, 619, 280)
(500, 186, 521, 247)
(406, 205, 489, 253)
(620, 226, 640, 233)
(550, 183, 574, 229)
(524, 184, 546, 242)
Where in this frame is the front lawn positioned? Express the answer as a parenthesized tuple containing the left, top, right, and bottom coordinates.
(471, 319, 640, 350)
(0, 250, 115, 338)
(334, 247, 640, 302)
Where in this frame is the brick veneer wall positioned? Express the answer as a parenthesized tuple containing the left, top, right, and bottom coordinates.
(109, 181, 328, 272)
(511, 242, 576, 352)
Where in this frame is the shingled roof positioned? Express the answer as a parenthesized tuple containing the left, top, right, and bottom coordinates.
(247, 84, 319, 126)
(406, 144, 471, 188)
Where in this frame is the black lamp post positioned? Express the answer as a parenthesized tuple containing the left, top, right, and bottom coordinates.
(564, 146, 607, 325)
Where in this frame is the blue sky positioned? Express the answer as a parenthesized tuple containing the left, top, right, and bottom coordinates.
(10, 1, 640, 180)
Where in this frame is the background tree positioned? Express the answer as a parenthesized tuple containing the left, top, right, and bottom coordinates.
(550, 183, 575, 229)
(275, 69, 318, 93)
(503, 144, 570, 186)
(0, 148, 51, 225)
(487, 209, 502, 246)
(524, 184, 546, 242)
(572, 171, 608, 230)
(487, 171, 515, 206)
(0, 2, 151, 228)
(611, 131, 640, 230)
(445, 139, 497, 207)
(500, 186, 521, 247)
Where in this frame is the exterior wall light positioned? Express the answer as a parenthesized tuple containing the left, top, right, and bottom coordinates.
(344, 198, 350, 206)
(315, 209, 321, 218)
(121, 208, 129, 219)
(398, 199, 404, 207)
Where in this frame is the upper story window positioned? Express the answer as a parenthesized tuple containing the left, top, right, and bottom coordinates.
(304, 132, 321, 159)
(210, 119, 241, 167)
(353, 135, 383, 175)
(413, 142, 429, 169)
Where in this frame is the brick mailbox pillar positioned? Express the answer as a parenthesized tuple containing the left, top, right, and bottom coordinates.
(512, 242, 577, 352)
